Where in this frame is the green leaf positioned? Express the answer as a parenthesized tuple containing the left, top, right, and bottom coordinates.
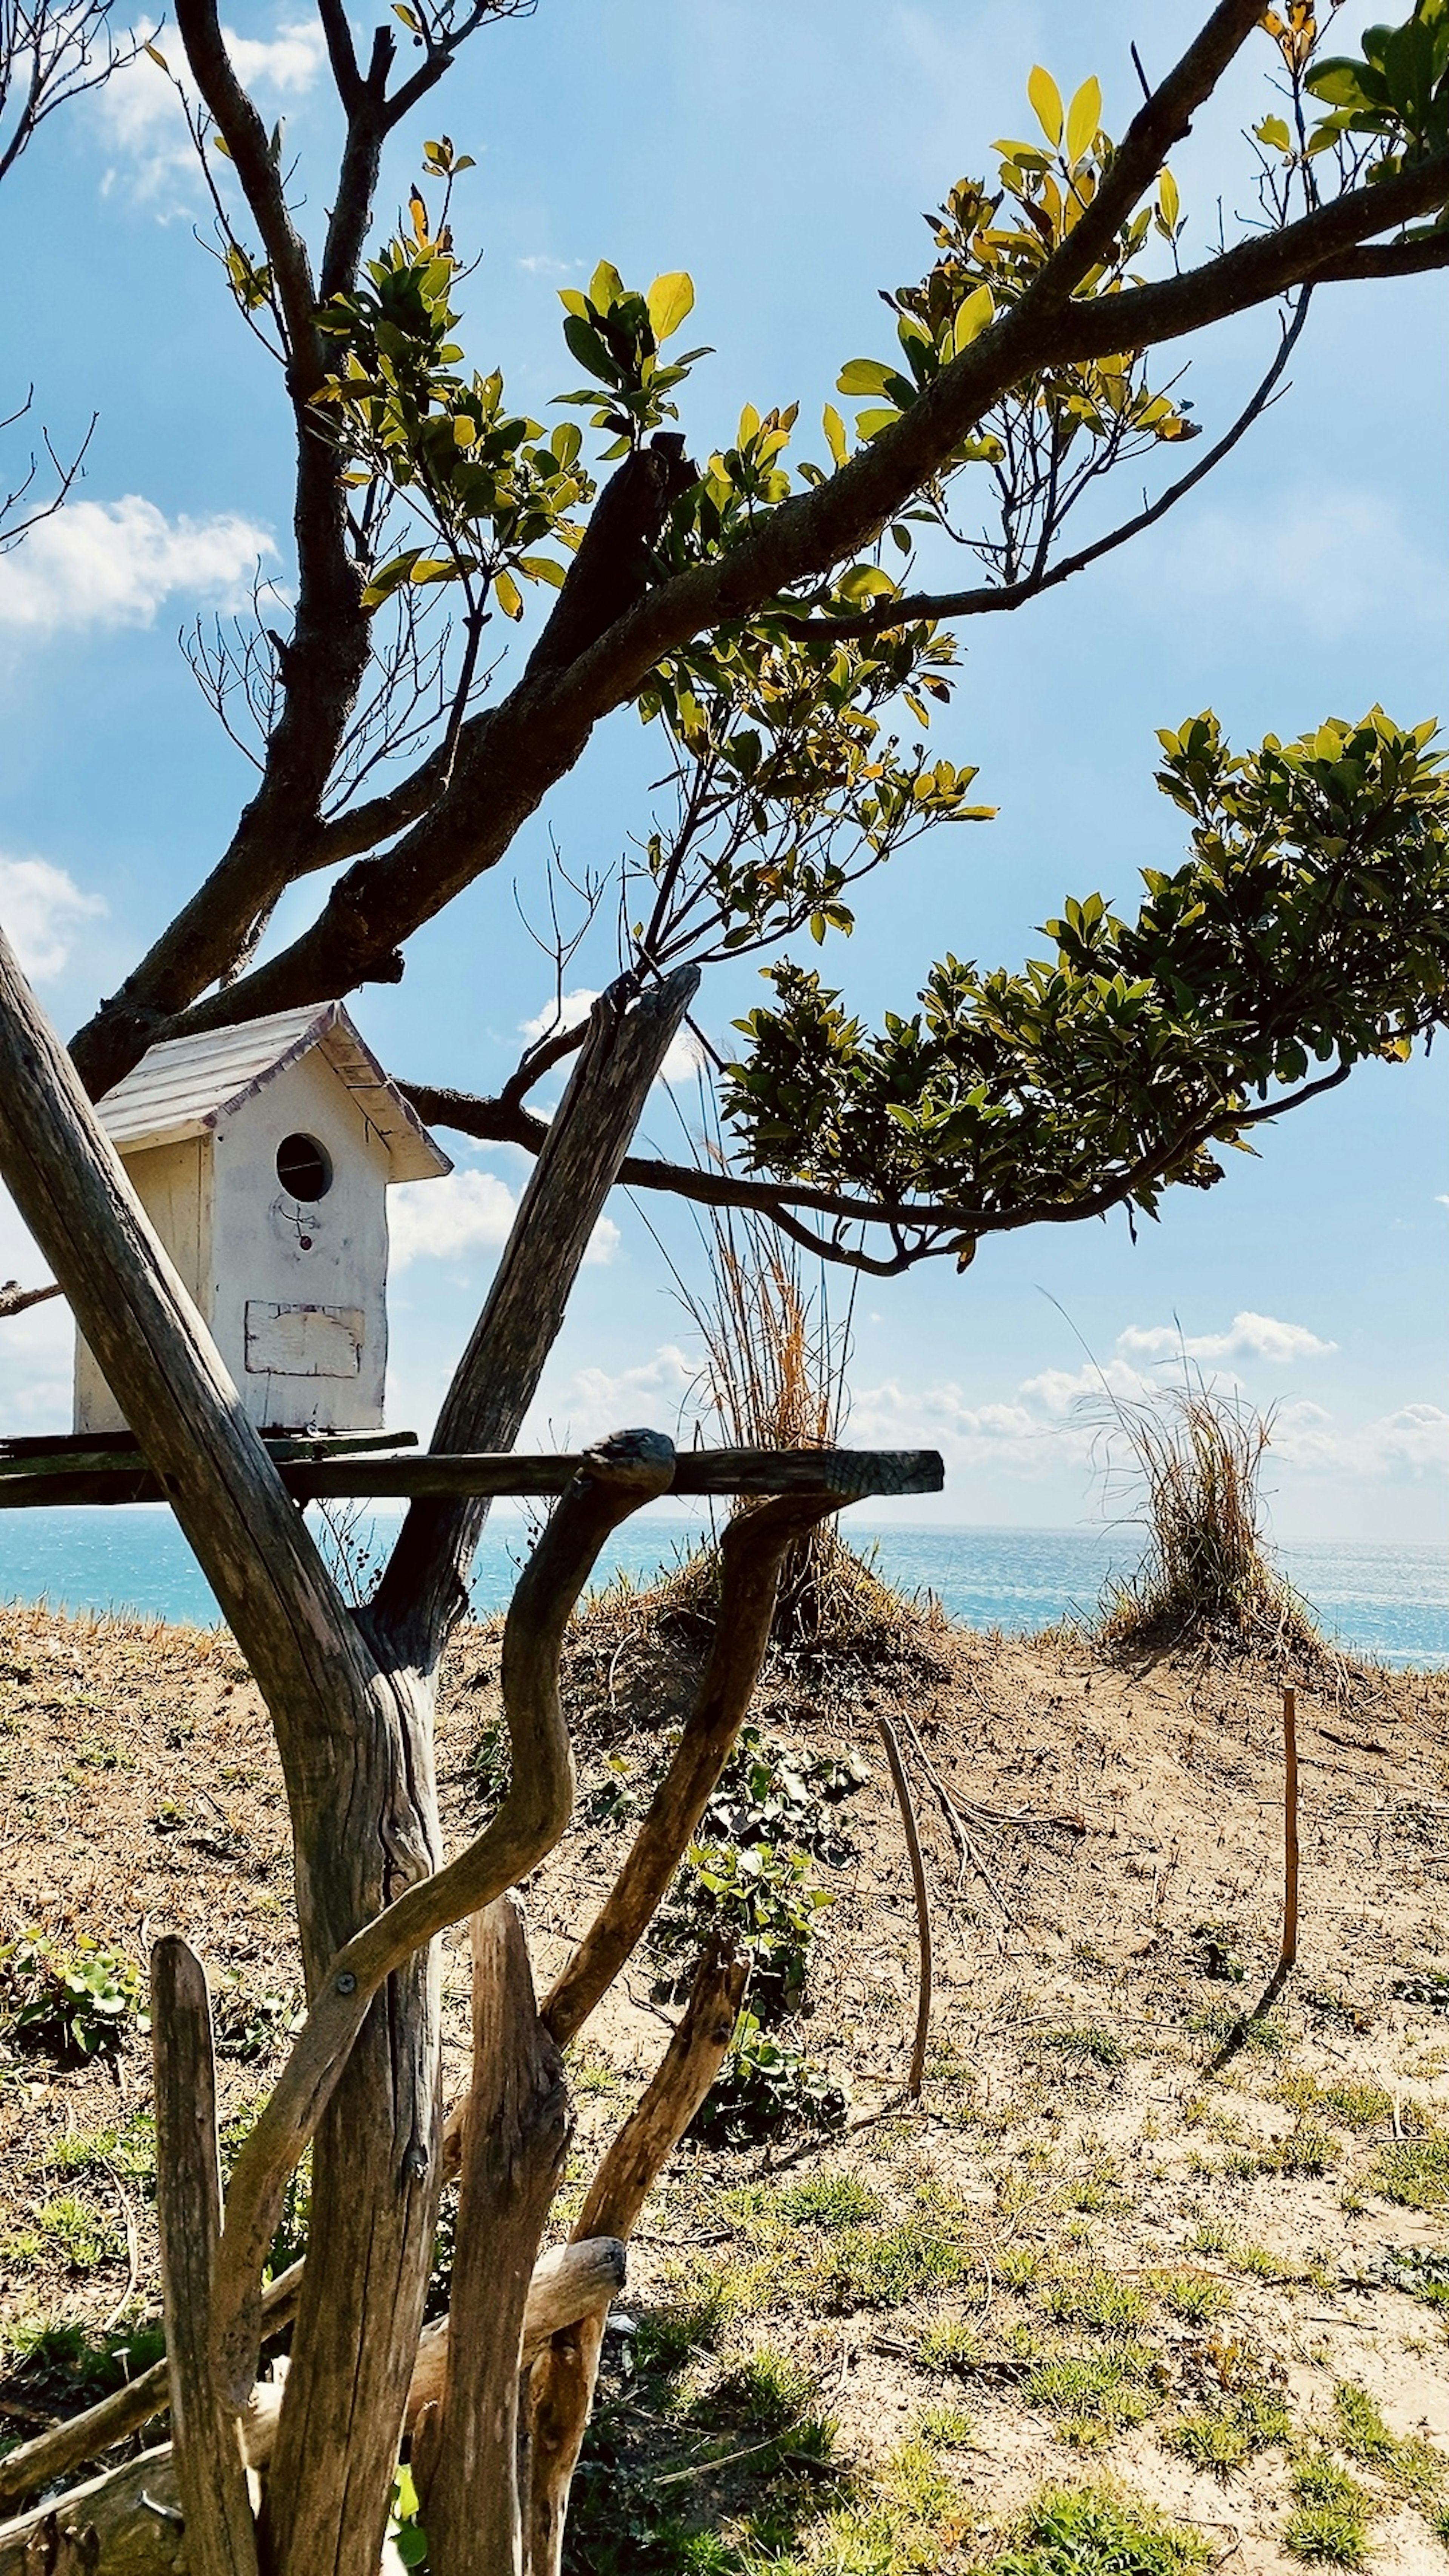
(1028, 63, 1064, 145)
(518, 553, 567, 586)
(646, 270, 695, 343)
(1065, 73, 1102, 164)
(854, 406, 901, 439)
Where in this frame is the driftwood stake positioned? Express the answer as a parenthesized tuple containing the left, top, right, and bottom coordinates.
(1280, 1684, 1300, 1972)
(525, 1947, 747, 2576)
(877, 1718, 933, 2101)
(423, 1899, 570, 2576)
(151, 1938, 259, 2576)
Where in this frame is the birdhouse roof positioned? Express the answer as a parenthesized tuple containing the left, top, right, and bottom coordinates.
(94, 1003, 453, 1183)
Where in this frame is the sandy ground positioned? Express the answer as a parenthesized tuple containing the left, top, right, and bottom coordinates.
(2, 1584, 1447, 2570)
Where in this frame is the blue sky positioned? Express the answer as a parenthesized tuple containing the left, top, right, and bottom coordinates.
(0, 0, 1444, 1542)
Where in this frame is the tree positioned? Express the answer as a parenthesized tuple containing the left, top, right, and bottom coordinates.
(1, 2, 1448, 2568)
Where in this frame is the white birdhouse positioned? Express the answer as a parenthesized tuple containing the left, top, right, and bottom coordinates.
(74, 1003, 452, 1437)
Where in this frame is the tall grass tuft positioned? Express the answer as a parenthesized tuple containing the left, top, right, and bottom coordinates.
(662, 1201, 935, 1663)
(1093, 1374, 1322, 1662)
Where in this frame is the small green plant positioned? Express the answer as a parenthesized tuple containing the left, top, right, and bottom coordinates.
(1038, 2025, 1128, 2071)
(0, 1931, 147, 2062)
(771, 2172, 884, 2231)
(916, 2401, 975, 2448)
(3, 2191, 121, 2273)
(1370, 2132, 1449, 2212)
(917, 2317, 983, 2376)
(1151, 2269, 1234, 2327)
(988, 2478, 1210, 2576)
(1284, 2457, 1373, 2566)
(386, 2462, 429, 2569)
(1166, 2387, 1292, 2476)
(1357, 2244, 1449, 2308)
(1037, 2264, 1149, 2335)
(688, 2011, 846, 2149)
(1277, 2075, 1393, 2131)
(213, 1976, 300, 2062)
(1024, 2351, 1158, 2446)
(1334, 2382, 1447, 2502)
(2, 2313, 167, 2409)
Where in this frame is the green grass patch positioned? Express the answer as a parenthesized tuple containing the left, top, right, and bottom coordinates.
(1277, 2076, 1393, 2132)
(1370, 2132, 1449, 2212)
(1036, 2264, 1150, 2336)
(986, 2479, 1210, 2576)
(1037, 2026, 1128, 2072)
(1024, 2349, 1160, 2448)
(1164, 2387, 1293, 2477)
(1333, 2382, 1447, 2503)
(1149, 2269, 1234, 2327)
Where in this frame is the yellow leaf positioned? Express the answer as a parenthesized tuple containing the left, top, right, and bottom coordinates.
(143, 41, 169, 69)
(1066, 74, 1101, 165)
(1028, 63, 1063, 146)
(646, 271, 695, 343)
(1158, 166, 1180, 231)
(493, 568, 523, 620)
(951, 283, 995, 356)
(821, 403, 848, 468)
(453, 416, 476, 446)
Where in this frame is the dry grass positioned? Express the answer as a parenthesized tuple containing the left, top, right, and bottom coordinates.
(670, 1203, 929, 1663)
(1092, 1376, 1323, 1665)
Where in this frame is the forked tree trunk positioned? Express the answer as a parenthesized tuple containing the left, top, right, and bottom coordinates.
(0, 930, 700, 2574)
(0, 928, 909, 2575)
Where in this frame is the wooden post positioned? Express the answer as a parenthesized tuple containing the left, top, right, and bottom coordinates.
(423, 1900, 570, 2576)
(525, 1948, 747, 2576)
(1280, 1684, 1299, 1972)
(151, 1937, 259, 2576)
(877, 1718, 933, 2101)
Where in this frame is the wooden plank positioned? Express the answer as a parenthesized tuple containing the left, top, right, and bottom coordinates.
(151, 1936, 260, 2576)
(0, 1429, 419, 1484)
(0, 1445, 943, 1510)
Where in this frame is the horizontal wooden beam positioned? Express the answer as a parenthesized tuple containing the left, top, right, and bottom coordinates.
(0, 1428, 419, 1479)
(0, 1445, 943, 1511)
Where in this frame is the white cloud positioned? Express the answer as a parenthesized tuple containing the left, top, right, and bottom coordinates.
(0, 855, 105, 981)
(522, 989, 705, 1089)
(98, 19, 323, 206)
(0, 497, 273, 635)
(1144, 489, 1448, 641)
(560, 1344, 701, 1444)
(1117, 1312, 1336, 1366)
(390, 1166, 618, 1270)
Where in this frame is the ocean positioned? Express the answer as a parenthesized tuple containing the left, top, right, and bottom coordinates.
(0, 1506, 1444, 1670)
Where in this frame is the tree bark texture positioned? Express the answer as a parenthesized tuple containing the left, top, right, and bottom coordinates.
(526, 1949, 748, 2576)
(424, 1901, 569, 2576)
(150, 1938, 259, 2576)
(0, 934, 692, 2576)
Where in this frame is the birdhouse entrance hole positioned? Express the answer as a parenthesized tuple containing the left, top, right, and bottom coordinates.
(276, 1133, 334, 1201)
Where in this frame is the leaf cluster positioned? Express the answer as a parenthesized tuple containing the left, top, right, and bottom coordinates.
(556, 258, 711, 457)
(0, 1930, 147, 2063)
(723, 708, 1449, 1251)
(1307, 0, 1449, 175)
(314, 182, 594, 617)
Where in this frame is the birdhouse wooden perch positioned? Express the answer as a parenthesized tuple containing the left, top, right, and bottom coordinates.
(74, 1004, 451, 1437)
